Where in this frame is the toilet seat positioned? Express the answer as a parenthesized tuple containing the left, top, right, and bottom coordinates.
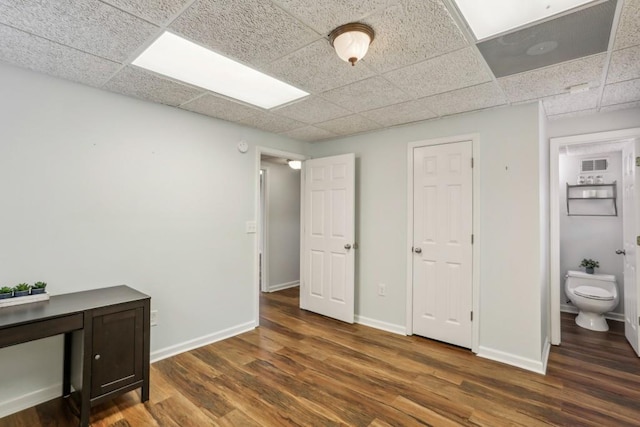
(574, 285, 614, 301)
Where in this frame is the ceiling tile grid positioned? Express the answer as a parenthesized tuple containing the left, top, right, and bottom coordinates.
(383, 47, 493, 99)
(498, 54, 607, 103)
(169, 0, 321, 66)
(423, 82, 507, 117)
(271, 96, 351, 124)
(319, 75, 413, 113)
(0, 0, 159, 62)
(0, 23, 121, 87)
(0, 0, 638, 142)
(103, 66, 204, 106)
(180, 93, 262, 122)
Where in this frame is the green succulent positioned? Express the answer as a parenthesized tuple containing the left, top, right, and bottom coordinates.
(580, 259, 599, 269)
(33, 281, 47, 289)
(14, 283, 30, 291)
(0, 286, 12, 294)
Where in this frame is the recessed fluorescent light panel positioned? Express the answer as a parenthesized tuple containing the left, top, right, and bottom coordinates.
(453, 0, 598, 40)
(132, 32, 308, 109)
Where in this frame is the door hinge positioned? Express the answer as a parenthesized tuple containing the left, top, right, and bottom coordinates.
(471, 157, 474, 168)
(636, 157, 640, 167)
(471, 311, 474, 321)
(471, 234, 474, 244)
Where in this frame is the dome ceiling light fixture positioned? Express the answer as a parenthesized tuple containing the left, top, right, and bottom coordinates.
(329, 23, 375, 66)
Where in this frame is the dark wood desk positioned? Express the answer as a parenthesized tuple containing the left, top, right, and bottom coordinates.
(0, 286, 150, 426)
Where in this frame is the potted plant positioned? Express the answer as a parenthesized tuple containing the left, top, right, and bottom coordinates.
(580, 258, 599, 274)
(32, 281, 47, 295)
(13, 283, 30, 297)
(0, 286, 12, 299)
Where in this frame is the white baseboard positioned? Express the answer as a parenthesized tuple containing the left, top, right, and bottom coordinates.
(0, 384, 61, 418)
(355, 315, 406, 335)
(477, 346, 545, 374)
(268, 281, 299, 293)
(150, 321, 256, 363)
(0, 321, 256, 418)
(560, 304, 624, 322)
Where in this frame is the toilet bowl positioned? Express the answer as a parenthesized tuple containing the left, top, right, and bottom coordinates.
(565, 270, 618, 331)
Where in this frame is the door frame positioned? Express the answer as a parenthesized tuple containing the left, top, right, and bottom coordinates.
(254, 146, 306, 327)
(259, 166, 269, 293)
(550, 127, 640, 345)
(406, 133, 481, 353)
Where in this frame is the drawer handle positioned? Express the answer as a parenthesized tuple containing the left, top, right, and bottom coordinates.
(94, 354, 101, 360)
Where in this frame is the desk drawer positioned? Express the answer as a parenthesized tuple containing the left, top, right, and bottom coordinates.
(0, 313, 83, 348)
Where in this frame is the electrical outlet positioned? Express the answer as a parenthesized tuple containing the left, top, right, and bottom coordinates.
(378, 283, 386, 296)
(245, 221, 257, 233)
(150, 310, 158, 326)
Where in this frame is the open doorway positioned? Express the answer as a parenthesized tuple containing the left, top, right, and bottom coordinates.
(254, 147, 305, 326)
(550, 128, 640, 357)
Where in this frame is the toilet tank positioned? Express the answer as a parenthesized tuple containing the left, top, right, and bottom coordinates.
(566, 270, 617, 293)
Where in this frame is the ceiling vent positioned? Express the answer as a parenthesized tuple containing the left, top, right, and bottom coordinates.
(477, 0, 617, 78)
(581, 158, 608, 172)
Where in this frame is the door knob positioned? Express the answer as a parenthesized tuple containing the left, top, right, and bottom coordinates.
(344, 244, 352, 250)
(94, 354, 101, 360)
(616, 249, 626, 255)
(414, 247, 422, 253)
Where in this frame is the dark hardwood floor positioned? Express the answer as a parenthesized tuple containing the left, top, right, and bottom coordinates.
(2, 288, 639, 426)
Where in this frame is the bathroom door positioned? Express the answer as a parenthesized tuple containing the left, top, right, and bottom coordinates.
(412, 141, 473, 349)
(623, 140, 640, 357)
(300, 154, 355, 323)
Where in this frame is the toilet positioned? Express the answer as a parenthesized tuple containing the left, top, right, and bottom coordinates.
(565, 270, 619, 331)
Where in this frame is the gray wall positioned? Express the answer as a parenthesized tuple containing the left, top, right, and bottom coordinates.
(261, 160, 300, 289)
(310, 103, 549, 369)
(0, 62, 308, 415)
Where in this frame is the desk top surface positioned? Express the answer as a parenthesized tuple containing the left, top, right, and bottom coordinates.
(0, 285, 150, 329)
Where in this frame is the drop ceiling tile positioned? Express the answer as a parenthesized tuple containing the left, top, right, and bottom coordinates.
(101, 0, 192, 25)
(606, 45, 640, 84)
(240, 111, 306, 134)
(272, 96, 350, 124)
(170, 0, 320, 65)
(0, 24, 120, 87)
(0, 0, 159, 62)
(320, 76, 412, 113)
(548, 109, 597, 121)
(271, 0, 392, 34)
(601, 78, 640, 106)
(383, 47, 492, 99)
(542, 90, 600, 116)
(263, 39, 376, 93)
(104, 66, 203, 106)
(360, 99, 437, 127)
(424, 82, 507, 117)
(281, 126, 337, 142)
(315, 114, 382, 136)
(181, 93, 261, 122)
(599, 100, 640, 113)
(498, 54, 606, 103)
(362, 0, 467, 73)
(613, 0, 640, 50)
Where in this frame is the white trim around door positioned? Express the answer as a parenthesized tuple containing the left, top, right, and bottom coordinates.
(550, 127, 640, 345)
(406, 133, 481, 353)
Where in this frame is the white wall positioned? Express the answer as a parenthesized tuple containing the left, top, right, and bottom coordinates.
(310, 102, 548, 370)
(549, 108, 640, 138)
(559, 151, 624, 313)
(260, 160, 300, 289)
(539, 107, 550, 356)
(0, 62, 308, 415)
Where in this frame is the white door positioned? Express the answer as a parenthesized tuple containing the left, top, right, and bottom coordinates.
(300, 154, 355, 323)
(412, 141, 473, 348)
(622, 140, 640, 356)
